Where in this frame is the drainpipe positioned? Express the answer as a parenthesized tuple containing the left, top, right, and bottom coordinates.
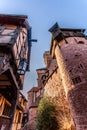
(27, 27, 37, 71)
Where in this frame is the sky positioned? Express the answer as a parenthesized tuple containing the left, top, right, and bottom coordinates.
(0, 0, 87, 97)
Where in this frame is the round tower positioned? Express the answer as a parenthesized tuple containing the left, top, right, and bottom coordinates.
(49, 23, 87, 130)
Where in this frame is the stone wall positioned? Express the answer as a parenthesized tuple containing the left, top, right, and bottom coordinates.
(44, 67, 75, 129)
(28, 107, 37, 130)
(58, 37, 87, 130)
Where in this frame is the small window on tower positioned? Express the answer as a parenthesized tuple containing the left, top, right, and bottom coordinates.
(78, 41, 84, 44)
(74, 38, 85, 44)
(78, 64, 84, 70)
(72, 76, 82, 85)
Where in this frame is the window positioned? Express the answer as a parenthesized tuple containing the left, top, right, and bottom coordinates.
(42, 80, 45, 85)
(74, 38, 85, 44)
(41, 75, 46, 80)
(0, 56, 4, 62)
(19, 95, 22, 103)
(77, 41, 84, 44)
(2, 102, 11, 117)
(78, 64, 84, 70)
(18, 112, 22, 123)
(45, 70, 49, 77)
(72, 76, 82, 85)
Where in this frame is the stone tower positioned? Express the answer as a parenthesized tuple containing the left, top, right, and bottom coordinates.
(49, 23, 87, 130)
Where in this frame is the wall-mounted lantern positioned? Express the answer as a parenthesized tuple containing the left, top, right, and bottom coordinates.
(17, 59, 27, 75)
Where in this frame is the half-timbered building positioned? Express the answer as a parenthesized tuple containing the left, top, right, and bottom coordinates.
(0, 14, 31, 130)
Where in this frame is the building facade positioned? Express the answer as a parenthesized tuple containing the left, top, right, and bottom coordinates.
(25, 69, 46, 130)
(0, 14, 31, 130)
(25, 52, 58, 130)
(27, 23, 87, 130)
(12, 92, 27, 130)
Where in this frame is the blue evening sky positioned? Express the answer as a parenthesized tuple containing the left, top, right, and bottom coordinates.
(0, 0, 87, 97)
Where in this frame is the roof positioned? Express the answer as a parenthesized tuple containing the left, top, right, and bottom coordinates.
(36, 68, 47, 71)
(49, 22, 85, 33)
(0, 14, 30, 29)
(27, 87, 39, 93)
(61, 28, 85, 32)
(49, 22, 86, 57)
(27, 86, 43, 93)
(29, 104, 38, 109)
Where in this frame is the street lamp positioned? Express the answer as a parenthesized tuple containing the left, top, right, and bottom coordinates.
(17, 59, 27, 75)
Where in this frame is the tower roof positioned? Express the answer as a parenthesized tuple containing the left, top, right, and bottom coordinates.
(0, 14, 30, 29)
(49, 22, 86, 58)
(49, 22, 85, 34)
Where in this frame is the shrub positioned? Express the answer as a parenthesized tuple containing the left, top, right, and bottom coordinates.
(36, 97, 59, 130)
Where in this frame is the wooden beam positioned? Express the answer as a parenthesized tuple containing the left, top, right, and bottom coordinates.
(8, 67, 19, 89)
(0, 74, 9, 80)
(0, 86, 7, 89)
(0, 81, 11, 86)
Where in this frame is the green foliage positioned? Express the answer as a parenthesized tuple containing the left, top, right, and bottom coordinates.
(36, 97, 59, 130)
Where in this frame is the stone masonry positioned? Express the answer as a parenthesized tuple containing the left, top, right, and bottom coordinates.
(24, 23, 87, 130)
(49, 23, 87, 130)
